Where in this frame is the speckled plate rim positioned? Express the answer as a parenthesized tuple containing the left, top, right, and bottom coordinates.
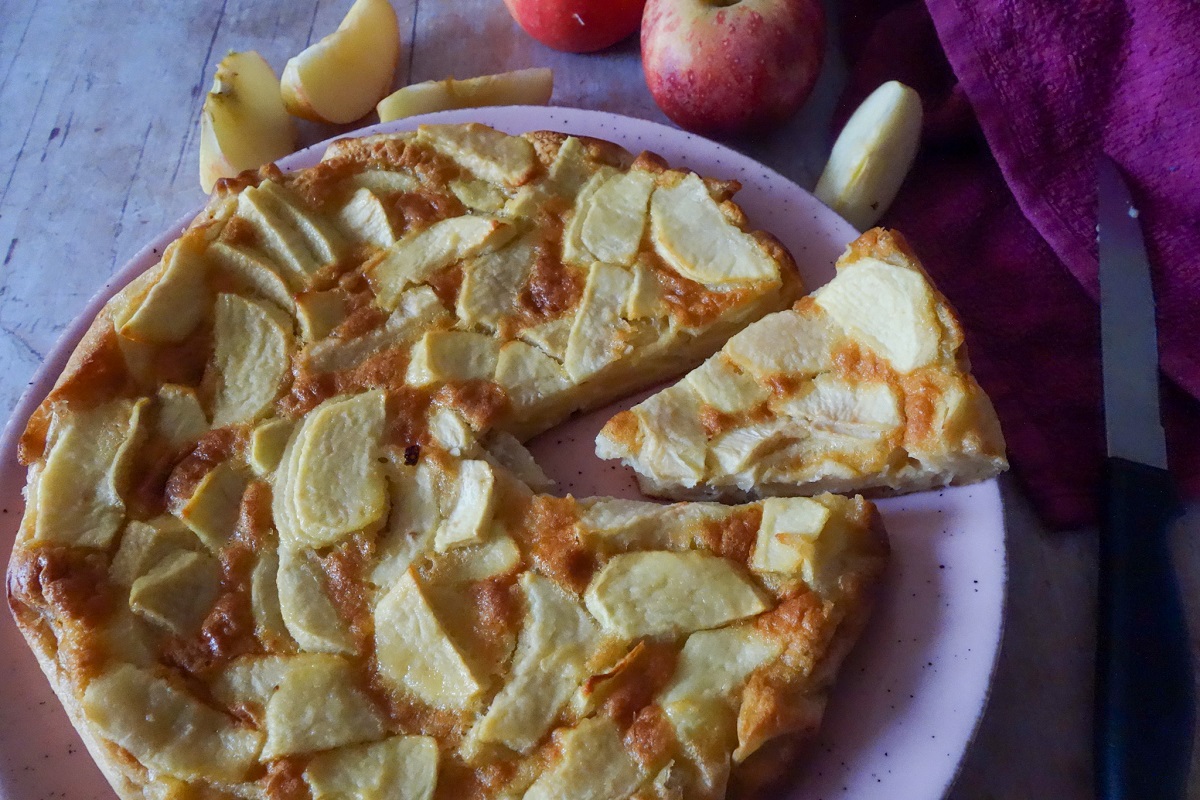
(0, 106, 1006, 800)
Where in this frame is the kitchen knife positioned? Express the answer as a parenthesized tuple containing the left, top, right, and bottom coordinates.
(1095, 154, 1194, 799)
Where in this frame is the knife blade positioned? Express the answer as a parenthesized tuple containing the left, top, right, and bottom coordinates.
(1099, 157, 1168, 469)
(1094, 154, 1194, 800)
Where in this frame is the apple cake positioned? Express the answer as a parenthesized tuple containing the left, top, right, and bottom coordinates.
(6, 122, 888, 800)
(596, 228, 1008, 500)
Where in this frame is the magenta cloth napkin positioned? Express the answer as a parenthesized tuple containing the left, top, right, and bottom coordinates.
(837, 0, 1200, 529)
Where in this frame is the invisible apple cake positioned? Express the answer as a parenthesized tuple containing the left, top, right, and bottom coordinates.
(6, 123, 892, 800)
(597, 229, 1007, 500)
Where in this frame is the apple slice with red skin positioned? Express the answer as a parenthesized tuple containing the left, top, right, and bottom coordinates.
(503, 0, 646, 53)
(642, 0, 825, 136)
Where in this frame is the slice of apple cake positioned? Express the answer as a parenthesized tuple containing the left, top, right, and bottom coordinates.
(597, 228, 1008, 500)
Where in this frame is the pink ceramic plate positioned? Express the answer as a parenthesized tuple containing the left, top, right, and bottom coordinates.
(0, 107, 1005, 800)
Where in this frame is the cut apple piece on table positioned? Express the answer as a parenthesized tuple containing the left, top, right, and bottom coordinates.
(376, 68, 554, 122)
(281, 0, 402, 124)
(199, 51, 296, 193)
(814, 81, 924, 231)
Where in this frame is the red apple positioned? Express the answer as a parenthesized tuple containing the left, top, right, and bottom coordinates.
(504, 0, 647, 53)
(641, 0, 826, 136)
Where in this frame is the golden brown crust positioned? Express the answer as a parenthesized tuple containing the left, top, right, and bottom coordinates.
(524, 129, 635, 172)
(842, 225, 919, 264)
(514, 249, 583, 324)
(733, 506, 887, 796)
(7, 554, 152, 800)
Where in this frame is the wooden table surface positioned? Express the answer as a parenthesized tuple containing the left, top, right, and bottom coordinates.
(3, 0, 1198, 797)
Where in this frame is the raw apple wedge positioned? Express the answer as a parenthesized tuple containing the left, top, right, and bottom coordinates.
(814, 81, 923, 230)
(281, 0, 401, 124)
(377, 68, 554, 123)
(199, 51, 296, 193)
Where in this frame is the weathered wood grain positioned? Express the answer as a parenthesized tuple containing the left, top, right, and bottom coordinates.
(0, 1, 1197, 798)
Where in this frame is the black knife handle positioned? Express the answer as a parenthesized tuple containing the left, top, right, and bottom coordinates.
(1096, 457, 1194, 799)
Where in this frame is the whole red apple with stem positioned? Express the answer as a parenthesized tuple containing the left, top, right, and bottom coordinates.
(504, 0, 647, 53)
(641, 0, 826, 136)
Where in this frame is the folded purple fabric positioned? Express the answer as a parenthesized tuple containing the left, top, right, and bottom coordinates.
(839, 0, 1200, 528)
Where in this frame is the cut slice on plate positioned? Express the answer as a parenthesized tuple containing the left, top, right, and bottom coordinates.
(597, 228, 1008, 500)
